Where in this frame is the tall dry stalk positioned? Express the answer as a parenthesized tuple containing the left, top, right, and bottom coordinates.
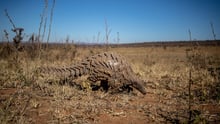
(47, 0, 56, 46)
(38, 0, 48, 50)
(188, 69, 193, 123)
(188, 29, 191, 41)
(4, 9, 24, 51)
(117, 32, 120, 45)
(4, 30, 9, 44)
(105, 19, 111, 51)
(97, 32, 100, 44)
(42, 0, 48, 42)
(4, 9, 16, 29)
(210, 21, 216, 40)
(65, 35, 69, 50)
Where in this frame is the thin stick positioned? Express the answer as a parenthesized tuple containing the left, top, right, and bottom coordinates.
(42, 0, 48, 42)
(188, 29, 191, 41)
(117, 32, 120, 44)
(38, 0, 48, 40)
(105, 19, 111, 51)
(4, 30, 9, 43)
(47, 0, 56, 44)
(4, 9, 16, 29)
(188, 69, 193, 123)
(210, 21, 216, 40)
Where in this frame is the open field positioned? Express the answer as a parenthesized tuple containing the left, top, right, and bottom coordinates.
(0, 42, 220, 123)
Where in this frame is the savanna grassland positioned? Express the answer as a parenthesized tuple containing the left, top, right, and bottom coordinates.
(0, 42, 220, 123)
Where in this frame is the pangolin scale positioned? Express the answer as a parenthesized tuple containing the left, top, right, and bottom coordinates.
(39, 52, 146, 95)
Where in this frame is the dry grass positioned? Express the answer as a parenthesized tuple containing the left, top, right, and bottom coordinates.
(0, 43, 220, 123)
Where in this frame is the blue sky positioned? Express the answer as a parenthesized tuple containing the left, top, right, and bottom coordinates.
(0, 0, 220, 43)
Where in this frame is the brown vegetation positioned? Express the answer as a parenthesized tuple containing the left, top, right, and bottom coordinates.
(0, 42, 220, 123)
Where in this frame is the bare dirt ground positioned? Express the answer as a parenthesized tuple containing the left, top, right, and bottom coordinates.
(0, 43, 220, 123)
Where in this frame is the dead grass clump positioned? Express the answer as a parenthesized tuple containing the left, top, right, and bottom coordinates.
(0, 43, 15, 59)
(24, 43, 41, 59)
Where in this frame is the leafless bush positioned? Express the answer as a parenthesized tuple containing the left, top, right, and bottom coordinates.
(12, 28, 24, 51)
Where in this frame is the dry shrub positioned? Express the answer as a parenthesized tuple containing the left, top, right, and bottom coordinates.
(0, 43, 16, 59)
(186, 46, 220, 102)
(24, 43, 40, 59)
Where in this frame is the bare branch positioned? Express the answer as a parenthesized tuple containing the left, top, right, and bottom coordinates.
(4, 9, 16, 29)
